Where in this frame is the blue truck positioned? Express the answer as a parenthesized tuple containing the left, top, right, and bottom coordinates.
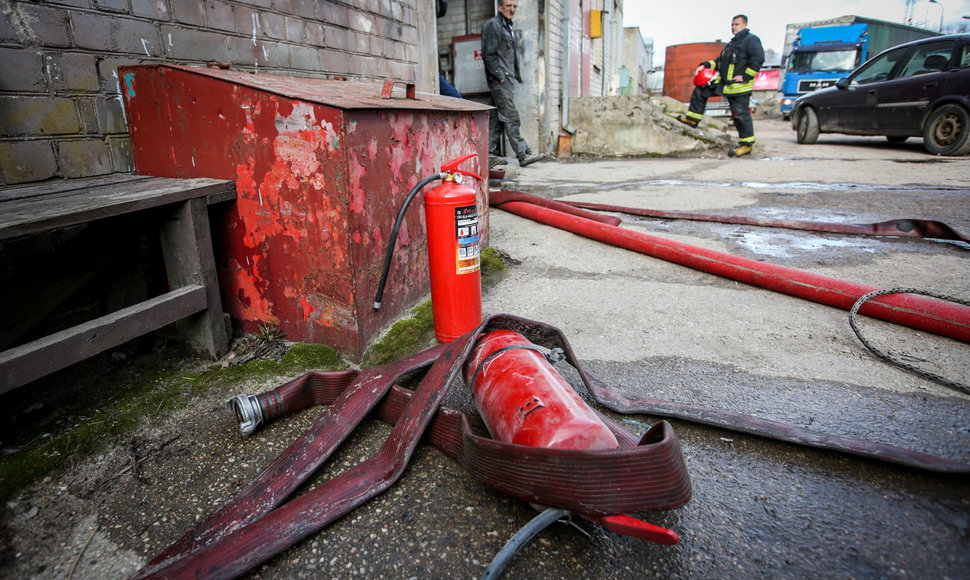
(779, 17, 937, 118)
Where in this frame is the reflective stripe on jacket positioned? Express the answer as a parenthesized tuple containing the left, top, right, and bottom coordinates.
(706, 29, 764, 95)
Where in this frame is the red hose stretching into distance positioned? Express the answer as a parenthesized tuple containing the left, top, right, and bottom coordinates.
(561, 200, 970, 242)
(489, 190, 621, 226)
(492, 198, 970, 343)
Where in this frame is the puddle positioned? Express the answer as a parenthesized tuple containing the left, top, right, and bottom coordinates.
(603, 179, 965, 193)
(755, 206, 874, 223)
(891, 158, 954, 164)
(729, 229, 882, 258)
(631, 211, 970, 254)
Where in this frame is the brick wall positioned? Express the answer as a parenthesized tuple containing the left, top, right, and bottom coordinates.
(0, 0, 424, 188)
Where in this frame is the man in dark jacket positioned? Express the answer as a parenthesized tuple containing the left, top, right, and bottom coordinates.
(482, 0, 544, 167)
(677, 14, 765, 157)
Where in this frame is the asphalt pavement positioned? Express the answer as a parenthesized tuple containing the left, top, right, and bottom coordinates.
(476, 118, 969, 579)
(4, 118, 968, 580)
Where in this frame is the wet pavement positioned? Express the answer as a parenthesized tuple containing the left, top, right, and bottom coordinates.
(3, 119, 969, 579)
(481, 118, 969, 578)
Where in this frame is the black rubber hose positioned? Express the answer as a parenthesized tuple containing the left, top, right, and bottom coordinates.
(373, 172, 443, 310)
(480, 508, 569, 580)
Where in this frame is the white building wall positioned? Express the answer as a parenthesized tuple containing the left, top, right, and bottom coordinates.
(621, 26, 652, 94)
(545, 0, 568, 149)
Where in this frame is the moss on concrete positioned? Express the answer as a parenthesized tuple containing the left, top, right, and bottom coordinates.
(362, 300, 436, 368)
(0, 357, 185, 502)
(1, 246, 515, 503)
(360, 247, 510, 368)
(480, 246, 508, 288)
(0, 342, 346, 503)
(189, 342, 345, 389)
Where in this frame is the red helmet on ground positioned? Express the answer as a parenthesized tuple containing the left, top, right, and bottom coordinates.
(694, 67, 719, 87)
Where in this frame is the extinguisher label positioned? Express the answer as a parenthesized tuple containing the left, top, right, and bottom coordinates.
(454, 205, 480, 275)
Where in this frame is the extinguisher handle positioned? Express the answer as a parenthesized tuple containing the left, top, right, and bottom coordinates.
(454, 169, 482, 181)
(441, 153, 482, 181)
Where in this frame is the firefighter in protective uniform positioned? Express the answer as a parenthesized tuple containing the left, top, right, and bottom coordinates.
(677, 14, 765, 158)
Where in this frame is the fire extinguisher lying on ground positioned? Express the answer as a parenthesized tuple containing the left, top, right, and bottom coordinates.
(463, 328, 681, 579)
(464, 329, 620, 451)
(374, 153, 483, 342)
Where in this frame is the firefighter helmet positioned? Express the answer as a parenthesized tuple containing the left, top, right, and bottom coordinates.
(693, 67, 719, 87)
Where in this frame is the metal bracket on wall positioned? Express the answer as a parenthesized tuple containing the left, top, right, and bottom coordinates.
(381, 80, 416, 99)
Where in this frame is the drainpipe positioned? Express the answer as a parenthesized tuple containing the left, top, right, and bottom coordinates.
(608, 5, 617, 95)
(561, 5, 575, 134)
(602, 8, 609, 96)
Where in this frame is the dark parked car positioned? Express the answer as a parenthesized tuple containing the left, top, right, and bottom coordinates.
(791, 34, 970, 156)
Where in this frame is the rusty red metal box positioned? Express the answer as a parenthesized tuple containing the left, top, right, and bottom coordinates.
(120, 65, 490, 357)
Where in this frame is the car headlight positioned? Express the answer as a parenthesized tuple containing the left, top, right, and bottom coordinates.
(781, 98, 793, 106)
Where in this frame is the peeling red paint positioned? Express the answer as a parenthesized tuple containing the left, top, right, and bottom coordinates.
(121, 64, 489, 357)
(348, 153, 366, 215)
(226, 256, 278, 324)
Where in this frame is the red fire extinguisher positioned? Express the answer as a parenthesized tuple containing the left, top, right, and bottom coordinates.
(463, 329, 619, 450)
(374, 153, 483, 342)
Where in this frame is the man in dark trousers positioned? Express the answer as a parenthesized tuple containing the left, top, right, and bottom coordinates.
(482, 0, 545, 168)
(677, 14, 764, 158)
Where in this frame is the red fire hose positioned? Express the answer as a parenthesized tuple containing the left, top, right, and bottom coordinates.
(490, 194, 970, 343)
(134, 325, 483, 579)
(489, 189, 621, 226)
(145, 342, 452, 567)
(133, 315, 692, 580)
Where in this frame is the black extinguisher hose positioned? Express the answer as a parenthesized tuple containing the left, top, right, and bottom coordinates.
(373, 172, 443, 310)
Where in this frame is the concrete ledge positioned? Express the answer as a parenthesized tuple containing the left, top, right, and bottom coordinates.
(568, 95, 733, 157)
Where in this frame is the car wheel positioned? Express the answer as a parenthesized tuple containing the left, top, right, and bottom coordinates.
(796, 108, 819, 144)
(886, 135, 908, 144)
(923, 104, 970, 156)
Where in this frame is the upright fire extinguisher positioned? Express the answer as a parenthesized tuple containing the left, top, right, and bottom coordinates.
(374, 153, 483, 342)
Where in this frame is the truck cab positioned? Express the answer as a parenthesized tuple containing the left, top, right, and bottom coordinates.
(780, 24, 869, 118)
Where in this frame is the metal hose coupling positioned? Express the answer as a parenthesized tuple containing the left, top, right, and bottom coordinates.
(226, 394, 264, 436)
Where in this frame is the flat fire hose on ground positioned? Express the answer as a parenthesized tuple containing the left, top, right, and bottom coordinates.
(490, 192, 970, 475)
(560, 200, 970, 243)
(133, 330, 479, 580)
(490, 191, 970, 343)
(141, 341, 453, 568)
(584, 374, 970, 474)
(132, 315, 692, 580)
